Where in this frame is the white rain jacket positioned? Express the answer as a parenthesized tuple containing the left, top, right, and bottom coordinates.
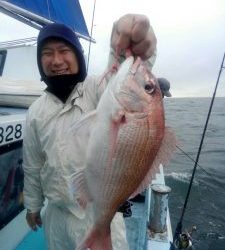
(23, 75, 103, 213)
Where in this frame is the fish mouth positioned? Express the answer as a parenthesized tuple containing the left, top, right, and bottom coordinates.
(113, 56, 157, 117)
(131, 60, 157, 95)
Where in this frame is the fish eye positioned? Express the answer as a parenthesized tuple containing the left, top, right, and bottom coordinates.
(144, 83, 155, 94)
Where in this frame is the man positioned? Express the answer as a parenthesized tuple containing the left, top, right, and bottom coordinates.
(23, 14, 157, 250)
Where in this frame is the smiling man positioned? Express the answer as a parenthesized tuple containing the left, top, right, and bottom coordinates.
(23, 15, 157, 250)
(36, 24, 87, 103)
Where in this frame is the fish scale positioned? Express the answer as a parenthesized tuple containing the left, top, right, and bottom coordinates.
(98, 119, 151, 206)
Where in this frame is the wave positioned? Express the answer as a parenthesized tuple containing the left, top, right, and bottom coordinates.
(165, 172, 199, 185)
(198, 232, 225, 240)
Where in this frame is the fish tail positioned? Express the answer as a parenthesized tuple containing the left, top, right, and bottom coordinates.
(76, 226, 112, 250)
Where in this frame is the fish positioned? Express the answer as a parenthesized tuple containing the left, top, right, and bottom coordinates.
(65, 56, 176, 250)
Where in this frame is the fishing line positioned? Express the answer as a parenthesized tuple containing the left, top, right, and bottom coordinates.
(86, 0, 97, 73)
(176, 145, 212, 177)
(170, 52, 225, 249)
(176, 145, 221, 194)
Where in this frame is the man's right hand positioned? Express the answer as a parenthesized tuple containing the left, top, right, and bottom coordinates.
(111, 14, 157, 61)
(26, 210, 42, 231)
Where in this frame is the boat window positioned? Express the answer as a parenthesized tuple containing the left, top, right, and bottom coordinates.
(0, 50, 7, 76)
(0, 143, 24, 230)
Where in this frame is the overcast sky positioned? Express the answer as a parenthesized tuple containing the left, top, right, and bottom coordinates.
(0, 0, 224, 97)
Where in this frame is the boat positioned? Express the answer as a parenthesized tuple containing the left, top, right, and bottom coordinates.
(0, 1, 174, 249)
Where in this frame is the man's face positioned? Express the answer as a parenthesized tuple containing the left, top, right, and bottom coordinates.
(41, 39, 79, 76)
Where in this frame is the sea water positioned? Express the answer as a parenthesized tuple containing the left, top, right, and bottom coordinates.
(164, 97, 225, 250)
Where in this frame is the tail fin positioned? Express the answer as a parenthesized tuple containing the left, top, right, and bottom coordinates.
(76, 226, 112, 250)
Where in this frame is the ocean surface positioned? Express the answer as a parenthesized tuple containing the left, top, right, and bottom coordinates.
(163, 97, 225, 250)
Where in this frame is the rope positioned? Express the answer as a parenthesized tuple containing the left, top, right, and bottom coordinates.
(171, 52, 225, 249)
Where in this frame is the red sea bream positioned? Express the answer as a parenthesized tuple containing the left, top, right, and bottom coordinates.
(67, 56, 176, 250)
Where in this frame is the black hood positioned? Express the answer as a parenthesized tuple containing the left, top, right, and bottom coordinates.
(37, 23, 87, 86)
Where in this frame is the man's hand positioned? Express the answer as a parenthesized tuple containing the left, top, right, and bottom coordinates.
(26, 210, 42, 231)
(111, 14, 157, 61)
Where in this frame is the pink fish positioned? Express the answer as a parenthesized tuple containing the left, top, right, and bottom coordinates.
(67, 56, 176, 250)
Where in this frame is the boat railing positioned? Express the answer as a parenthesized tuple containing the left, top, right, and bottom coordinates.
(0, 37, 37, 50)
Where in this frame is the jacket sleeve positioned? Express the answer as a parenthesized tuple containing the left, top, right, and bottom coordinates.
(23, 110, 45, 213)
(82, 74, 110, 108)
